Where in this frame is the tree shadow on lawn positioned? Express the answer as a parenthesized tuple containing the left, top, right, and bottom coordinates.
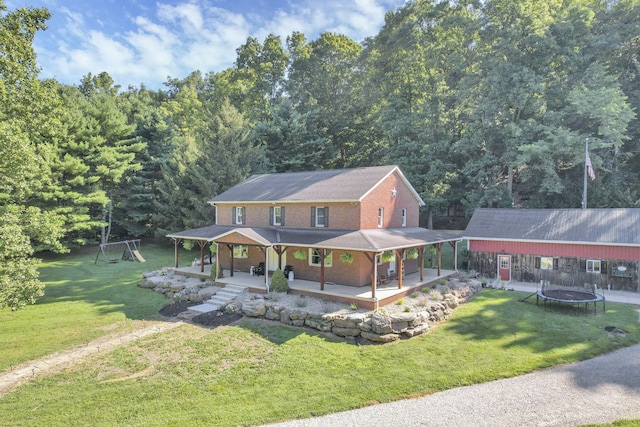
(443, 289, 640, 356)
(36, 247, 173, 320)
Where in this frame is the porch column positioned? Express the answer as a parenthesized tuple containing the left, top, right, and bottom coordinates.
(419, 247, 425, 281)
(320, 249, 326, 291)
(396, 249, 404, 289)
(366, 252, 377, 299)
(273, 245, 286, 270)
(436, 243, 443, 276)
(265, 248, 270, 289)
(173, 238, 182, 268)
(449, 241, 458, 272)
(198, 240, 206, 273)
(226, 244, 235, 277)
(214, 243, 220, 280)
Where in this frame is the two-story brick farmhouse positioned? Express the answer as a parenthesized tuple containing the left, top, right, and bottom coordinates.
(168, 165, 461, 303)
(465, 208, 640, 292)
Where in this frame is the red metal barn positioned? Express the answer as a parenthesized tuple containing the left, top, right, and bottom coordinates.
(464, 209, 640, 292)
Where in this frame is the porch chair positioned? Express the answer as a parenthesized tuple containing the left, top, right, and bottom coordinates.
(254, 262, 265, 276)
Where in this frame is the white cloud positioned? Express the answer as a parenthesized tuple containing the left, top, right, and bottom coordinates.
(32, 0, 406, 89)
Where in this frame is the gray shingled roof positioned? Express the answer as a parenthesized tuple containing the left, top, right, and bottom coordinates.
(168, 225, 461, 251)
(209, 165, 424, 205)
(464, 208, 640, 246)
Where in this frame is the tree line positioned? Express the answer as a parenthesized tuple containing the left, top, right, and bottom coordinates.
(1, 0, 639, 309)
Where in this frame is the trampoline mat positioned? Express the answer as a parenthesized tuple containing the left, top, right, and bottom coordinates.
(539, 289, 601, 303)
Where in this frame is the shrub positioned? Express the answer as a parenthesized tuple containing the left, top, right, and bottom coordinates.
(350, 303, 358, 311)
(439, 278, 447, 286)
(410, 292, 419, 298)
(210, 264, 217, 280)
(404, 306, 411, 312)
(428, 290, 443, 301)
(270, 268, 289, 293)
(395, 298, 404, 306)
(295, 297, 308, 308)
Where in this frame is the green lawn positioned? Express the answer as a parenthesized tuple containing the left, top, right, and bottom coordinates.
(1, 246, 639, 426)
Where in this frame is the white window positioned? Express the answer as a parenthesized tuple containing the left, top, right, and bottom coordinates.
(314, 207, 327, 227)
(273, 206, 283, 226)
(586, 259, 601, 274)
(234, 207, 245, 225)
(233, 245, 248, 258)
(378, 208, 384, 228)
(309, 249, 332, 267)
(500, 257, 509, 269)
(540, 257, 554, 270)
(401, 208, 407, 227)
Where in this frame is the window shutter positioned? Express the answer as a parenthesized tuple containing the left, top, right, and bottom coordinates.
(553, 258, 559, 270)
(281, 207, 285, 226)
(242, 207, 246, 225)
(601, 261, 608, 274)
(580, 259, 587, 271)
(311, 207, 316, 227)
(232, 207, 237, 224)
(534, 257, 540, 269)
(269, 207, 274, 225)
(324, 206, 329, 227)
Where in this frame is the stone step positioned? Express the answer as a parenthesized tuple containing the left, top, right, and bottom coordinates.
(188, 285, 246, 314)
(188, 303, 221, 314)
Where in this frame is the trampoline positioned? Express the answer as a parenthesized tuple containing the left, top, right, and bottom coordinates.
(536, 280, 605, 314)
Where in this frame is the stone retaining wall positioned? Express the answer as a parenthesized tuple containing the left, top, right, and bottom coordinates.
(139, 270, 217, 302)
(239, 279, 482, 343)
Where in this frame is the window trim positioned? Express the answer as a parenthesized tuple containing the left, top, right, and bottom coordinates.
(233, 206, 245, 225)
(309, 248, 332, 267)
(271, 206, 284, 226)
(233, 245, 249, 259)
(401, 208, 407, 227)
(377, 207, 384, 228)
(586, 259, 602, 274)
(312, 206, 329, 228)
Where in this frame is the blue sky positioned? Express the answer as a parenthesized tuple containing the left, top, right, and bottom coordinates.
(7, 0, 406, 89)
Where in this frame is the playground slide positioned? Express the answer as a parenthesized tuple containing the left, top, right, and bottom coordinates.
(132, 250, 146, 263)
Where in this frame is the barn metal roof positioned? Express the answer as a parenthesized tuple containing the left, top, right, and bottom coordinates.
(464, 208, 640, 246)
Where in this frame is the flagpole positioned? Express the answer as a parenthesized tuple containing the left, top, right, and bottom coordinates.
(582, 138, 588, 209)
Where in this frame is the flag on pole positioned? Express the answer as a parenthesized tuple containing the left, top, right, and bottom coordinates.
(586, 153, 595, 181)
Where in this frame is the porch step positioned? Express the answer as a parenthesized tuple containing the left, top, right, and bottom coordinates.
(188, 285, 246, 314)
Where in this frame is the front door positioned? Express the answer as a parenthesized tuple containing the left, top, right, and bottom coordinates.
(498, 255, 511, 281)
(267, 247, 284, 272)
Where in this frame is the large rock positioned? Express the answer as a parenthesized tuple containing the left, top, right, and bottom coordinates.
(361, 331, 400, 343)
(242, 300, 267, 317)
(139, 275, 168, 289)
(305, 316, 332, 332)
(332, 326, 361, 337)
(370, 313, 393, 335)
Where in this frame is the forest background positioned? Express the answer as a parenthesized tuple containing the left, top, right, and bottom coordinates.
(1, 0, 639, 310)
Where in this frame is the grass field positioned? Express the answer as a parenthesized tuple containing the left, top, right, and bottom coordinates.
(1, 245, 639, 426)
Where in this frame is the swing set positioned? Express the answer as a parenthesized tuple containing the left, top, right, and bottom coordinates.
(94, 239, 145, 264)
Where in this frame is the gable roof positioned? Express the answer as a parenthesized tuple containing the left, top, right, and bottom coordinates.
(464, 208, 640, 246)
(208, 165, 425, 205)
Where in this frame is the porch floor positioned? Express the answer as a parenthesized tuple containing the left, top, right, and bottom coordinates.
(173, 265, 456, 309)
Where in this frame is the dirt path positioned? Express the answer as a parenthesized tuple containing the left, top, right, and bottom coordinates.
(0, 320, 184, 397)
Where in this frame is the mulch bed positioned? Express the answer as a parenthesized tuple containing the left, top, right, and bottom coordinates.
(191, 311, 244, 328)
(158, 301, 244, 327)
(158, 301, 196, 317)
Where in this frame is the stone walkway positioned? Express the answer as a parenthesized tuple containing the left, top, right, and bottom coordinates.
(0, 320, 184, 396)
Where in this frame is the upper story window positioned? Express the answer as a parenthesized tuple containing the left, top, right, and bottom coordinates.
(233, 245, 248, 258)
(233, 207, 246, 225)
(309, 249, 332, 267)
(586, 259, 601, 274)
(377, 208, 384, 228)
(311, 206, 329, 228)
(270, 206, 285, 226)
(401, 208, 407, 227)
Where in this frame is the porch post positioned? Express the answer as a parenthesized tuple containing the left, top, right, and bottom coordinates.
(227, 244, 235, 277)
(396, 249, 403, 289)
(436, 243, 443, 276)
(449, 241, 458, 272)
(173, 238, 182, 268)
(198, 240, 206, 273)
(366, 252, 377, 299)
(419, 247, 424, 282)
(320, 249, 326, 291)
(265, 248, 270, 289)
(214, 243, 220, 280)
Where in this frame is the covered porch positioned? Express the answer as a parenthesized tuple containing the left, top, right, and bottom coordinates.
(174, 265, 457, 310)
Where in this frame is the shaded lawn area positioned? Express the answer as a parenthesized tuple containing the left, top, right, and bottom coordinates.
(2, 289, 639, 427)
(0, 243, 192, 371)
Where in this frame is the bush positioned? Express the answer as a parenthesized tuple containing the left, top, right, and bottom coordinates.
(270, 268, 289, 293)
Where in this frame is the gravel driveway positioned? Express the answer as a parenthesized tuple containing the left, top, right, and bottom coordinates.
(268, 343, 640, 427)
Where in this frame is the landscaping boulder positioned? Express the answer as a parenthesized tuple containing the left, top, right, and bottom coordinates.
(242, 299, 267, 317)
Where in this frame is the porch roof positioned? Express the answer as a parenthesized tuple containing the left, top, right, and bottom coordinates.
(168, 225, 462, 251)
